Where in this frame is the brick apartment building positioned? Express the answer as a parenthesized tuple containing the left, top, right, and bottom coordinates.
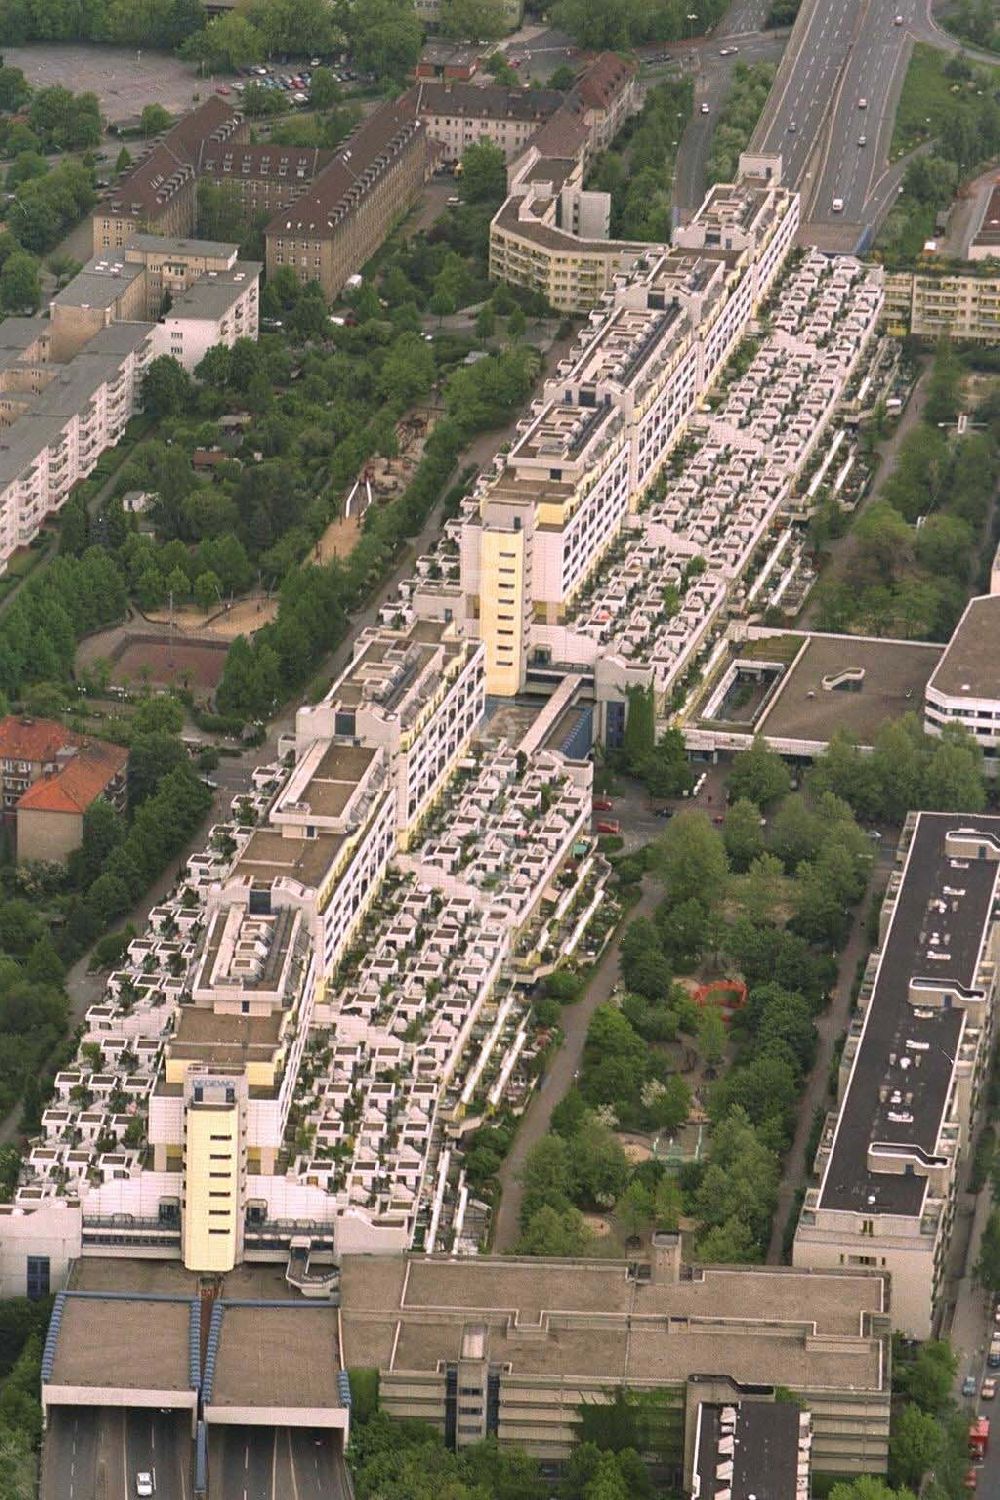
(0, 717, 127, 863)
(92, 97, 248, 254)
(264, 96, 431, 301)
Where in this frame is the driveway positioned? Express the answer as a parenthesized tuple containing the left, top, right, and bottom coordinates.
(491, 874, 660, 1251)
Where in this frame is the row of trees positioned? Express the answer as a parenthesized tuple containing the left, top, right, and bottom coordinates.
(550, 0, 727, 51)
(0, 1296, 51, 1497)
(587, 78, 693, 244)
(881, 50, 1000, 260)
(707, 62, 776, 184)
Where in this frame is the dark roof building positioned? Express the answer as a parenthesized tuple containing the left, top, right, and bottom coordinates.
(691, 1399, 811, 1500)
(795, 812, 1000, 1336)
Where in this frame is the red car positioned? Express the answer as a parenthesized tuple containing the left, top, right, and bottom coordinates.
(593, 797, 614, 812)
(596, 820, 621, 835)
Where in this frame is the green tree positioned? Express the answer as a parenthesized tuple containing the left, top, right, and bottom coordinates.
(723, 796, 764, 872)
(141, 356, 192, 418)
(622, 684, 655, 768)
(653, 810, 727, 911)
(697, 1005, 727, 1071)
(728, 736, 791, 808)
(829, 1480, 917, 1500)
(346, 0, 423, 80)
(889, 1402, 943, 1492)
(181, 12, 265, 69)
(139, 102, 172, 137)
(0, 251, 41, 313)
(517, 1203, 591, 1256)
(194, 570, 222, 614)
(439, 0, 510, 38)
(460, 138, 508, 205)
(309, 67, 340, 110)
(115, 145, 132, 174)
(975, 1209, 1000, 1296)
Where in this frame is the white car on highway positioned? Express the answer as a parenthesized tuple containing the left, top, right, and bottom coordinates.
(136, 1475, 154, 1498)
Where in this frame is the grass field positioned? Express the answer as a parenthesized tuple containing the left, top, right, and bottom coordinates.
(892, 42, 997, 156)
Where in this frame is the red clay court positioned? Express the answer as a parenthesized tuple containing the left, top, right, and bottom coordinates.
(110, 637, 228, 694)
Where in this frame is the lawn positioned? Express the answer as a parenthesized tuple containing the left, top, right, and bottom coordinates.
(892, 42, 996, 156)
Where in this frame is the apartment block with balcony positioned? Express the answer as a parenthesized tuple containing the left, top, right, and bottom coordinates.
(411, 81, 562, 165)
(295, 616, 486, 847)
(882, 266, 1000, 342)
(151, 259, 261, 372)
(793, 812, 1000, 1338)
(0, 320, 154, 572)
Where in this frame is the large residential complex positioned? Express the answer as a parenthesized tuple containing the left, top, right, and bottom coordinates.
(883, 266, 1000, 342)
(0, 614, 616, 1288)
(794, 812, 1000, 1338)
(0, 236, 260, 573)
(389, 161, 883, 712)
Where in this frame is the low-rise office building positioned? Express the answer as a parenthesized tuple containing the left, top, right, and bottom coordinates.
(412, 81, 562, 164)
(794, 812, 1000, 1338)
(91, 96, 247, 253)
(340, 1247, 890, 1480)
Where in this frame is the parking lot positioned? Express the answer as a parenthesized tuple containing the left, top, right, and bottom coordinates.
(1, 44, 203, 123)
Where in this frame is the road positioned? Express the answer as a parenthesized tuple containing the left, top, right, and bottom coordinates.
(43, 1407, 192, 1500)
(208, 1425, 349, 1500)
(673, 24, 789, 220)
(766, 839, 896, 1262)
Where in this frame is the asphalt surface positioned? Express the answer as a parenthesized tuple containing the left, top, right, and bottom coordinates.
(43, 1407, 192, 1500)
(208, 1426, 349, 1500)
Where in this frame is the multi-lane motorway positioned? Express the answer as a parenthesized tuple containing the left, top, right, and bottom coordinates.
(43, 1407, 192, 1500)
(208, 1425, 351, 1500)
(44, 1409, 353, 1499)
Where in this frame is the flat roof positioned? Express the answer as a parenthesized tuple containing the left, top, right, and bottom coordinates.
(208, 1303, 342, 1411)
(339, 1256, 887, 1394)
(927, 595, 1000, 702)
(820, 811, 1000, 1215)
(52, 254, 145, 310)
(169, 1004, 283, 1067)
(49, 1294, 194, 1392)
(756, 633, 943, 747)
(166, 262, 261, 320)
(231, 827, 345, 889)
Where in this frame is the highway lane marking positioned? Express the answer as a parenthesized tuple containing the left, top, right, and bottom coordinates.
(122, 1410, 129, 1500)
(287, 1429, 301, 1500)
(271, 1426, 279, 1500)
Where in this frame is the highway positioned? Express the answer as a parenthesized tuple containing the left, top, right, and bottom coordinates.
(806, 0, 921, 241)
(208, 1425, 350, 1500)
(43, 1407, 192, 1500)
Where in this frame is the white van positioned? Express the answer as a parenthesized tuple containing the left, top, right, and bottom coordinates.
(832, 197, 844, 213)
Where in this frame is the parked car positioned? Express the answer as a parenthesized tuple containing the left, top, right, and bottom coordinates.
(982, 1377, 997, 1400)
(964, 1375, 979, 1398)
(592, 798, 614, 812)
(595, 820, 621, 835)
